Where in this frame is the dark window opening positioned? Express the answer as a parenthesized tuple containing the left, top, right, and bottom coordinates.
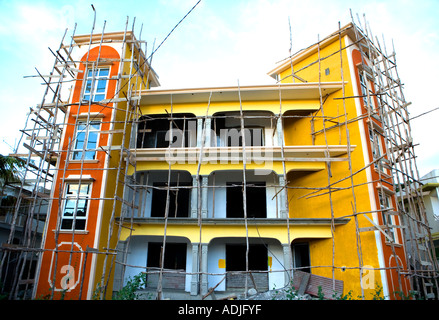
(151, 182, 190, 217)
(137, 114, 195, 148)
(226, 182, 266, 218)
(213, 116, 265, 147)
(224, 128, 263, 147)
(226, 244, 268, 271)
(147, 242, 187, 270)
(292, 242, 311, 273)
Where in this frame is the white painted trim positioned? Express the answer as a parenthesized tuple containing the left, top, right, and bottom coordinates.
(345, 35, 390, 299)
(86, 41, 125, 299)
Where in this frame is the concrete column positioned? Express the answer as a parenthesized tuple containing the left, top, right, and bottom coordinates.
(196, 118, 203, 147)
(191, 243, 199, 296)
(200, 243, 209, 295)
(204, 118, 211, 148)
(276, 115, 284, 147)
(278, 175, 289, 219)
(129, 120, 137, 149)
(191, 176, 199, 218)
(201, 176, 209, 219)
(113, 240, 128, 292)
(282, 243, 293, 286)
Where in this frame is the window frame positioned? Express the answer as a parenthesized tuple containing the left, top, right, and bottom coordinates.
(60, 182, 92, 231)
(358, 69, 376, 113)
(378, 192, 398, 243)
(369, 127, 382, 168)
(83, 67, 110, 102)
(72, 120, 101, 160)
(226, 182, 267, 218)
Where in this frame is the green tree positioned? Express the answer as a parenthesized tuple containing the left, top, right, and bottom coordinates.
(0, 154, 25, 213)
(113, 272, 147, 300)
(0, 154, 25, 191)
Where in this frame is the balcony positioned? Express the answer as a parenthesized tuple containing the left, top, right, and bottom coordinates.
(130, 144, 352, 163)
(133, 110, 353, 166)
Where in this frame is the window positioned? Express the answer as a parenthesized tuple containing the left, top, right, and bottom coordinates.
(213, 114, 268, 147)
(225, 244, 269, 290)
(379, 192, 397, 243)
(225, 127, 264, 147)
(137, 114, 195, 149)
(151, 182, 191, 217)
(292, 242, 311, 273)
(359, 72, 374, 110)
(216, 127, 264, 147)
(83, 68, 109, 102)
(72, 121, 100, 160)
(226, 244, 268, 271)
(226, 182, 266, 218)
(369, 128, 382, 170)
(147, 242, 187, 270)
(61, 183, 91, 231)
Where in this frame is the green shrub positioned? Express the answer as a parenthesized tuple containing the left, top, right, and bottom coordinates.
(113, 272, 147, 300)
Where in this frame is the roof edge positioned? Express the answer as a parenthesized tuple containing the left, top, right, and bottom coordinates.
(267, 22, 355, 79)
(141, 81, 345, 96)
(72, 31, 161, 88)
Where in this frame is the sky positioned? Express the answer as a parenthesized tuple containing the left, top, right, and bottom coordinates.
(0, 0, 438, 177)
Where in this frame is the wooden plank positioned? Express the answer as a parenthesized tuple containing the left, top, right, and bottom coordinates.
(98, 129, 125, 134)
(18, 279, 35, 285)
(420, 261, 432, 267)
(297, 272, 311, 295)
(359, 226, 377, 232)
(22, 143, 58, 163)
(362, 214, 394, 242)
(292, 270, 343, 299)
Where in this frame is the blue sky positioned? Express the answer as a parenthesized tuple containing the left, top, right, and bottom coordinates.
(0, 0, 438, 176)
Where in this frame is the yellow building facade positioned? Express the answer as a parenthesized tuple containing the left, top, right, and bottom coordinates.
(24, 22, 418, 301)
(112, 23, 411, 299)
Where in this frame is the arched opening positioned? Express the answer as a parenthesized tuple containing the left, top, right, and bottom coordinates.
(137, 113, 197, 148)
(211, 110, 277, 147)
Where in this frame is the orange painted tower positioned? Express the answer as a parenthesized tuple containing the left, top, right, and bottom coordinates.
(34, 32, 159, 299)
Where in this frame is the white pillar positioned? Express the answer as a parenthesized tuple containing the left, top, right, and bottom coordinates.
(282, 243, 293, 286)
(201, 176, 208, 219)
(204, 118, 211, 148)
(191, 176, 199, 218)
(276, 115, 284, 147)
(197, 118, 203, 147)
(191, 243, 199, 295)
(200, 243, 209, 295)
(278, 175, 289, 218)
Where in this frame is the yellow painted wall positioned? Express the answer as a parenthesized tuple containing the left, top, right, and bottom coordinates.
(92, 43, 150, 299)
(119, 222, 334, 245)
(140, 99, 320, 118)
(112, 35, 385, 299)
(281, 36, 382, 298)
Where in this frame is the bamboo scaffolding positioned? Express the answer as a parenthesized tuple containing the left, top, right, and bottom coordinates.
(2, 10, 437, 302)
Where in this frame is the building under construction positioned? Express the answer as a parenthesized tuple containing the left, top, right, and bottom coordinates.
(0, 10, 438, 300)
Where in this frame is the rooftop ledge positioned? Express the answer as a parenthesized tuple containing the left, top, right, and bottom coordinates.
(129, 145, 355, 162)
(118, 217, 351, 226)
(139, 82, 345, 105)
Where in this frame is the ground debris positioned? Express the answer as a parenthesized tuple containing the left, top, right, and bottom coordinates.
(236, 286, 315, 300)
